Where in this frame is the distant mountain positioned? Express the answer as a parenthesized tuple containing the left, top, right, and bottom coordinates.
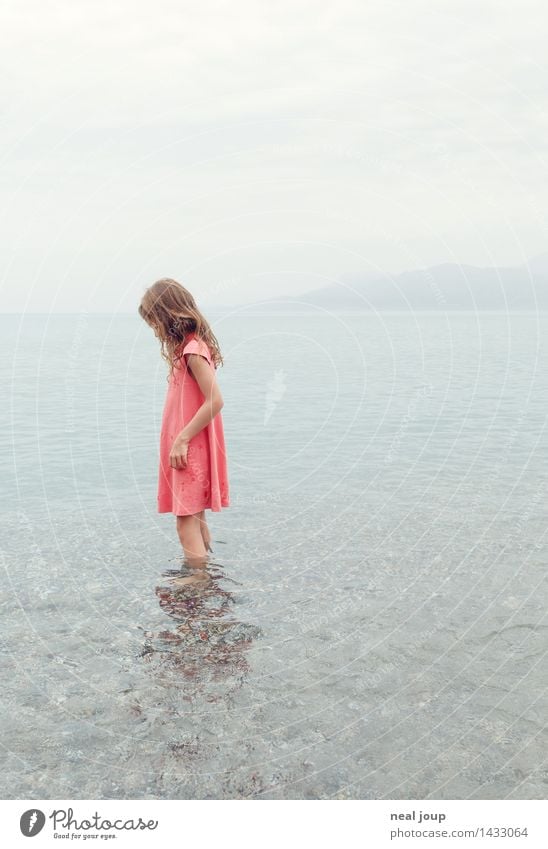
(243, 256, 548, 312)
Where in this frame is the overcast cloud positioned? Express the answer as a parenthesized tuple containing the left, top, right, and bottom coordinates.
(1, 0, 547, 312)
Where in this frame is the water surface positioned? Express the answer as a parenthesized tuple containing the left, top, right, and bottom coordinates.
(1, 310, 546, 799)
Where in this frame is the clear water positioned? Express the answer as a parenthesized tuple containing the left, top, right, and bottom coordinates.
(1, 310, 547, 799)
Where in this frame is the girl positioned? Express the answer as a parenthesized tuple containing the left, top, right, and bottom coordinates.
(138, 278, 229, 567)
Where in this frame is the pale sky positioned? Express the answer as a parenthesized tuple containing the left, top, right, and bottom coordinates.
(1, 0, 547, 312)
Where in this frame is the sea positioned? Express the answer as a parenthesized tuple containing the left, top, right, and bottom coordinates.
(1, 309, 547, 799)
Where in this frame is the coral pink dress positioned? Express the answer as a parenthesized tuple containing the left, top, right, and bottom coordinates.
(157, 332, 230, 516)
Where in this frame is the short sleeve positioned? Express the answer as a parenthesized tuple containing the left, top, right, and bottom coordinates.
(182, 337, 213, 366)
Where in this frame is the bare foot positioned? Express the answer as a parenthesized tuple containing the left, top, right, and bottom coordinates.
(169, 571, 211, 587)
(184, 552, 209, 569)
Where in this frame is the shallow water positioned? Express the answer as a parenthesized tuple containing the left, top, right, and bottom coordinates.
(1, 310, 547, 799)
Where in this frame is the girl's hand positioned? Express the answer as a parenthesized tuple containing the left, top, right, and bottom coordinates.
(169, 436, 190, 470)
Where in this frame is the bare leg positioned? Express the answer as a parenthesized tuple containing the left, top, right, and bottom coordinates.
(176, 513, 207, 568)
(198, 509, 212, 552)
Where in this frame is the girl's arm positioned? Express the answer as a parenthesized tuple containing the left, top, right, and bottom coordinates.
(169, 354, 224, 469)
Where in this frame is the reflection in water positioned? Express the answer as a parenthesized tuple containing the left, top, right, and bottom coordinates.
(140, 555, 262, 694)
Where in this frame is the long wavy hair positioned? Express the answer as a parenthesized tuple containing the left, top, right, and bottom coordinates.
(138, 278, 224, 381)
